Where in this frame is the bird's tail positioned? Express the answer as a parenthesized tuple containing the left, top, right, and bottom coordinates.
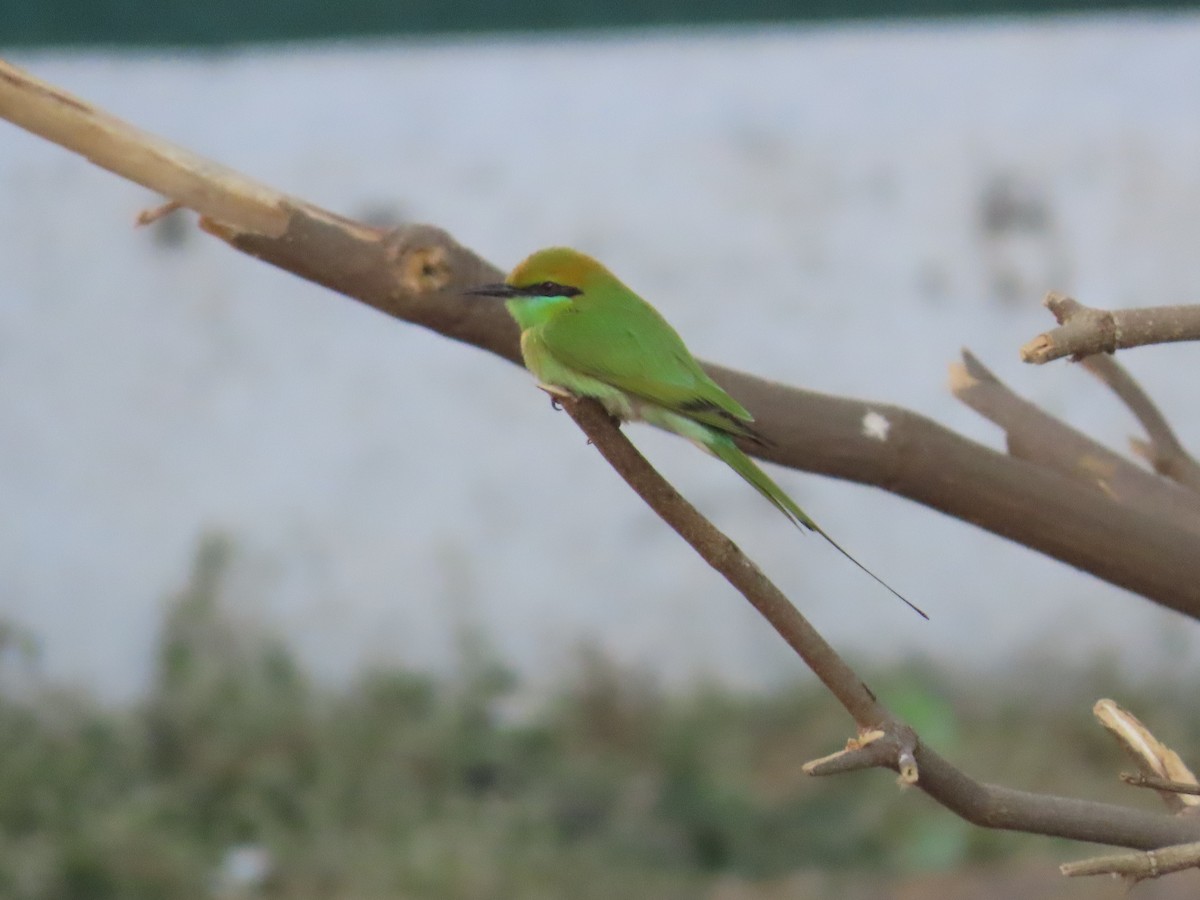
(707, 435, 928, 619)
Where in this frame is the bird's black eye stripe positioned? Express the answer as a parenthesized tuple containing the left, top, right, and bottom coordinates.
(526, 281, 582, 297)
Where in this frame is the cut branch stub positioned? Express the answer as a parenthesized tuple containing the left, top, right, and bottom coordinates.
(804, 727, 920, 784)
(1079, 354, 1200, 493)
(1021, 291, 1200, 363)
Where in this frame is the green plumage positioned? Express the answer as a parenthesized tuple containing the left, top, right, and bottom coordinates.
(474, 247, 926, 618)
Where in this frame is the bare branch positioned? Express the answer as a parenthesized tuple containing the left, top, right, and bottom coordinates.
(559, 396, 891, 729)
(0, 59, 289, 236)
(1061, 841, 1200, 880)
(1080, 354, 1200, 492)
(561, 395, 1200, 850)
(904, 748, 1200, 850)
(135, 199, 184, 226)
(1021, 292, 1200, 364)
(5, 55, 1200, 622)
(1122, 774, 1200, 798)
(951, 350, 1200, 537)
(1095, 699, 1200, 815)
(804, 728, 919, 783)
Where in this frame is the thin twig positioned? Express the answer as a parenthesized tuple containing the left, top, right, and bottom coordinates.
(1061, 841, 1200, 880)
(559, 396, 891, 729)
(1021, 292, 1200, 364)
(1080, 354, 1200, 492)
(1122, 773, 1200, 797)
(560, 396, 1200, 850)
(1095, 699, 1200, 815)
(135, 199, 183, 226)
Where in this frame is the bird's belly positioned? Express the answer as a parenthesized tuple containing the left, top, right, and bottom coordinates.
(520, 330, 638, 420)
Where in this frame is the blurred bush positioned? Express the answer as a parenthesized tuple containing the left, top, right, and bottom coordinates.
(0, 534, 1189, 898)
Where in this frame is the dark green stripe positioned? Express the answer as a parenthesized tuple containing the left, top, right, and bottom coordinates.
(4, 2, 1196, 49)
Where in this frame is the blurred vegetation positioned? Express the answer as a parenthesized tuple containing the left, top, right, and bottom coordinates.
(0, 534, 1194, 898)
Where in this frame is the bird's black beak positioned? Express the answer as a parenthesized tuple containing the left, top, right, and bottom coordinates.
(466, 283, 519, 298)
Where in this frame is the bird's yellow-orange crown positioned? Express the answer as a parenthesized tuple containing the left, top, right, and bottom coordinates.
(505, 247, 614, 293)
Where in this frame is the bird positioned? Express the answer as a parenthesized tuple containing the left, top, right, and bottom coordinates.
(468, 247, 926, 619)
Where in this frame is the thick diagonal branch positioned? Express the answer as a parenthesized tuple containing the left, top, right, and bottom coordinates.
(4, 57, 1200, 622)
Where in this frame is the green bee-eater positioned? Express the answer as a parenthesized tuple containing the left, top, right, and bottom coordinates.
(470, 247, 926, 618)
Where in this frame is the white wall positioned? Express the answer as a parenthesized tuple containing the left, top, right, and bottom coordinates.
(3, 14, 1200, 699)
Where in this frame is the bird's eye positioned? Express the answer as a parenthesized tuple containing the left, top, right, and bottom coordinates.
(525, 280, 580, 297)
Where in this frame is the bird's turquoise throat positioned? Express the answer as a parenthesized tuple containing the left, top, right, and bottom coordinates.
(504, 294, 572, 331)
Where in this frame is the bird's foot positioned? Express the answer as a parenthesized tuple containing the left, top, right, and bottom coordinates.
(536, 383, 574, 411)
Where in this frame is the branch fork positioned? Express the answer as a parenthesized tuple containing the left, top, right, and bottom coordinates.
(803, 726, 920, 785)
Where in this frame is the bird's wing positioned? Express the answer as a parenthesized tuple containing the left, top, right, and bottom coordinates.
(539, 293, 759, 437)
